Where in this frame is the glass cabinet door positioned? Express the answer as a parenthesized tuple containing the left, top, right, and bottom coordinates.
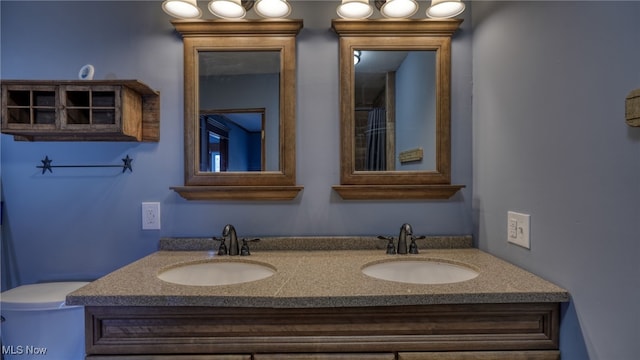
(61, 85, 120, 129)
(3, 85, 58, 128)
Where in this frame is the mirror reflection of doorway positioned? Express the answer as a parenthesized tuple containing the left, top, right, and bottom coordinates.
(199, 109, 265, 172)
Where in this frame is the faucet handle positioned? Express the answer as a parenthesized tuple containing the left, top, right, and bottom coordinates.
(213, 237, 228, 255)
(240, 238, 260, 256)
(408, 235, 426, 254)
(377, 236, 396, 255)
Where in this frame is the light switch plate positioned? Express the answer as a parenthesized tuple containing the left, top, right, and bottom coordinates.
(507, 211, 530, 249)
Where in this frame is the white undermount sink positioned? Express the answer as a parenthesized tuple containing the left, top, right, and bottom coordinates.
(158, 261, 275, 286)
(362, 259, 479, 285)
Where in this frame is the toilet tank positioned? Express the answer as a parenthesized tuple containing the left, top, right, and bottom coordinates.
(1, 282, 89, 360)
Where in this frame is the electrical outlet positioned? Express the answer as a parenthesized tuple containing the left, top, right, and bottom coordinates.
(507, 211, 530, 249)
(142, 202, 161, 230)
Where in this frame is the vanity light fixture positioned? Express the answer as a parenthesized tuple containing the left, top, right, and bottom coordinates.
(377, 0, 418, 19)
(255, 0, 292, 18)
(337, 0, 374, 19)
(163, 0, 291, 20)
(426, 0, 465, 19)
(209, 0, 247, 19)
(161, 0, 202, 19)
(354, 50, 361, 65)
(339, 0, 464, 20)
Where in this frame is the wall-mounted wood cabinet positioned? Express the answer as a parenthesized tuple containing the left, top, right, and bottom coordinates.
(1, 80, 159, 141)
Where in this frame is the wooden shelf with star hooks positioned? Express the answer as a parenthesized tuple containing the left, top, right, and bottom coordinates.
(37, 155, 133, 174)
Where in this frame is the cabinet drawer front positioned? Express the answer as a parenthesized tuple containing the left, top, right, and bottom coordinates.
(87, 356, 250, 360)
(86, 304, 559, 355)
(399, 351, 560, 360)
(255, 354, 395, 360)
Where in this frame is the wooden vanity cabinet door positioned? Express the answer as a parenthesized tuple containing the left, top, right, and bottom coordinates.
(255, 354, 395, 360)
(86, 355, 250, 360)
(398, 351, 560, 360)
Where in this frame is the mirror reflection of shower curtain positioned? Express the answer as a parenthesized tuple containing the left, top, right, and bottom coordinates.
(365, 107, 386, 171)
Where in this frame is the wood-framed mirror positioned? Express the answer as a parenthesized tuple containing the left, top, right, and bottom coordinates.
(332, 19, 465, 200)
(170, 20, 303, 200)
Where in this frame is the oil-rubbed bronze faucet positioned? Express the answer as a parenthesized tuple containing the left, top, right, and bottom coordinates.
(222, 224, 239, 256)
(379, 223, 425, 255)
(214, 224, 259, 256)
(397, 223, 413, 254)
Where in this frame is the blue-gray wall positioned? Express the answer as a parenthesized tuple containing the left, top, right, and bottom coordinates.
(472, 2, 640, 359)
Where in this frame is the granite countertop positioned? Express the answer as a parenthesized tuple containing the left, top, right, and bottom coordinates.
(66, 236, 569, 308)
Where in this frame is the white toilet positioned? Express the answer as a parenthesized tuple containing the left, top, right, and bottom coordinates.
(1, 281, 89, 360)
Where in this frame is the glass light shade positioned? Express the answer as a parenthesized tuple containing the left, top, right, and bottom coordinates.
(354, 50, 361, 65)
(426, 0, 465, 19)
(209, 0, 246, 19)
(337, 0, 373, 19)
(162, 0, 202, 19)
(255, 0, 292, 18)
(380, 0, 418, 19)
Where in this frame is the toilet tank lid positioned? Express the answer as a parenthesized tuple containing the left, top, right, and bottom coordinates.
(0, 282, 90, 311)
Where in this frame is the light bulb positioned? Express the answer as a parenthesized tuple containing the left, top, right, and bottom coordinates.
(255, 0, 292, 18)
(426, 0, 465, 19)
(162, 0, 202, 19)
(209, 0, 246, 19)
(380, 0, 418, 19)
(337, 0, 373, 20)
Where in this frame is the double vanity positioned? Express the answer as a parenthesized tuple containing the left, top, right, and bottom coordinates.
(67, 235, 568, 360)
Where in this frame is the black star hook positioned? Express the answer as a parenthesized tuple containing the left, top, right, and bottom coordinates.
(40, 156, 53, 174)
(122, 155, 133, 173)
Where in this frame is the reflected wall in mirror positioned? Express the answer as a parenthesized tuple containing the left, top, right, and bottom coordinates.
(171, 20, 303, 201)
(332, 19, 465, 200)
(354, 50, 436, 172)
